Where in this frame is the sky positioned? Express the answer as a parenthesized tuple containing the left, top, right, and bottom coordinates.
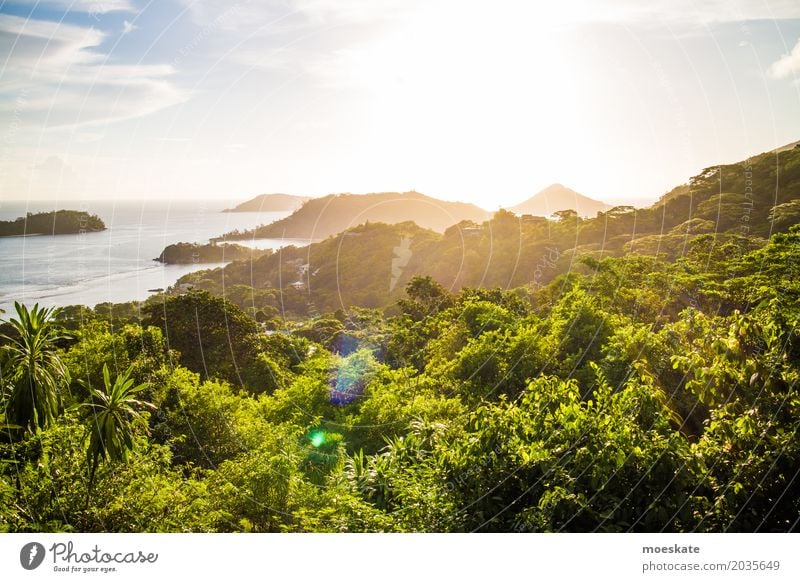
(0, 0, 799, 208)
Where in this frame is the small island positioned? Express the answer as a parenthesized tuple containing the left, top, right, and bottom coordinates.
(154, 242, 271, 264)
(0, 210, 105, 237)
(222, 193, 310, 213)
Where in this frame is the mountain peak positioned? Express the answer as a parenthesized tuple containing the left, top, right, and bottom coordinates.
(541, 182, 567, 191)
(508, 184, 612, 218)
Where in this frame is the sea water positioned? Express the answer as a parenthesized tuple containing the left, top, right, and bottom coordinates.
(0, 199, 301, 314)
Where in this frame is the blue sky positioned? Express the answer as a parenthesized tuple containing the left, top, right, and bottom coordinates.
(1, 0, 799, 207)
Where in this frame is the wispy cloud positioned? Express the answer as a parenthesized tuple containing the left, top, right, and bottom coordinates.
(177, 0, 418, 34)
(0, 13, 185, 129)
(121, 19, 138, 35)
(177, 0, 800, 83)
(581, 0, 800, 24)
(21, 0, 135, 13)
(180, 0, 800, 31)
(769, 38, 800, 80)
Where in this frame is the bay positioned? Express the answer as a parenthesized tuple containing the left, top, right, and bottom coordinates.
(0, 199, 304, 314)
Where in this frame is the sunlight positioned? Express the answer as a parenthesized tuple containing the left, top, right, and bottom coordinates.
(322, 2, 590, 202)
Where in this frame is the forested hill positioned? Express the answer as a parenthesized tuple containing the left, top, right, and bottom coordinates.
(0, 210, 105, 237)
(180, 142, 800, 314)
(188, 221, 442, 312)
(223, 193, 310, 212)
(155, 242, 271, 264)
(220, 191, 491, 240)
(4, 144, 800, 534)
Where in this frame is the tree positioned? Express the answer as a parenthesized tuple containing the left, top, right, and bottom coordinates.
(143, 291, 263, 389)
(82, 364, 154, 500)
(553, 209, 579, 223)
(768, 200, 800, 230)
(398, 276, 453, 322)
(0, 303, 69, 435)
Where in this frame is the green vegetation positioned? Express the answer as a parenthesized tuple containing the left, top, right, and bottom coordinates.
(82, 364, 154, 502)
(182, 145, 800, 315)
(155, 242, 270, 264)
(2, 224, 799, 531)
(1, 145, 799, 532)
(0, 210, 105, 237)
(0, 303, 69, 434)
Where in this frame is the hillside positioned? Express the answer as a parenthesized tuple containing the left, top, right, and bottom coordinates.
(179, 142, 800, 315)
(223, 193, 311, 212)
(154, 242, 271, 264)
(774, 139, 800, 153)
(13, 143, 800, 535)
(220, 191, 491, 240)
(508, 183, 612, 217)
(0, 210, 105, 237)
(185, 221, 442, 312)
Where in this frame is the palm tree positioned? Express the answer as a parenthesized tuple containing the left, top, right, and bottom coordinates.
(82, 364, 154, 500)
(0, 302, 69, 435)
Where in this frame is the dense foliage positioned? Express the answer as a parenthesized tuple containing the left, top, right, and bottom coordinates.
(0, 210, 105, 237)
(1, 147, 799, 532)
(2, 223, 799, 532)
(179, 145, 800, 315)
(155, 242, 270, 264)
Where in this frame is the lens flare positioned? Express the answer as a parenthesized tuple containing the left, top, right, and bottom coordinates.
(309, 430, 326, 448)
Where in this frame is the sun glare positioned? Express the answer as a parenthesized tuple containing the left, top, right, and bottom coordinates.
(321, 2, 590, 203)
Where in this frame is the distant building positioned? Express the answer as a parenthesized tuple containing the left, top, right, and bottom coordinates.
(290, 280, 306, 291)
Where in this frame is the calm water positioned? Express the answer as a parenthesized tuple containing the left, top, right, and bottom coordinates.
(0, 199, 301, 314)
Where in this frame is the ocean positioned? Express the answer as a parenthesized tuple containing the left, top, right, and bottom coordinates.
(0, 199, 300, 315)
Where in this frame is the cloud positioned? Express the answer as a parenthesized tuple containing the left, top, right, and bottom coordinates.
(176, 0, 800, 81)
(583, 0, 800, 24)
(177, 0, 419, 34)
(22, 0, 136, 13)
(289, 0, 416, 24)
(0, 13, 186, 129)
(121, 20, 138, 35)
(769, 38, 800, 80)
(179, 0, 800, 31)
(177, 0, 296, 32)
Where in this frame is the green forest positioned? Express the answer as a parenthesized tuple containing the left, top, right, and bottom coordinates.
(155, 242, 270, 265)
(1, 146, 799, 532)
(0, 211, 105, 237)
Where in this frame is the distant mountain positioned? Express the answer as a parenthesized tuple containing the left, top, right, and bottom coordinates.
(222, 191, 491, 240)
(223, 193, 311, 212)
(179, 141, 800, 314)
(508, 184, 612, 217)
